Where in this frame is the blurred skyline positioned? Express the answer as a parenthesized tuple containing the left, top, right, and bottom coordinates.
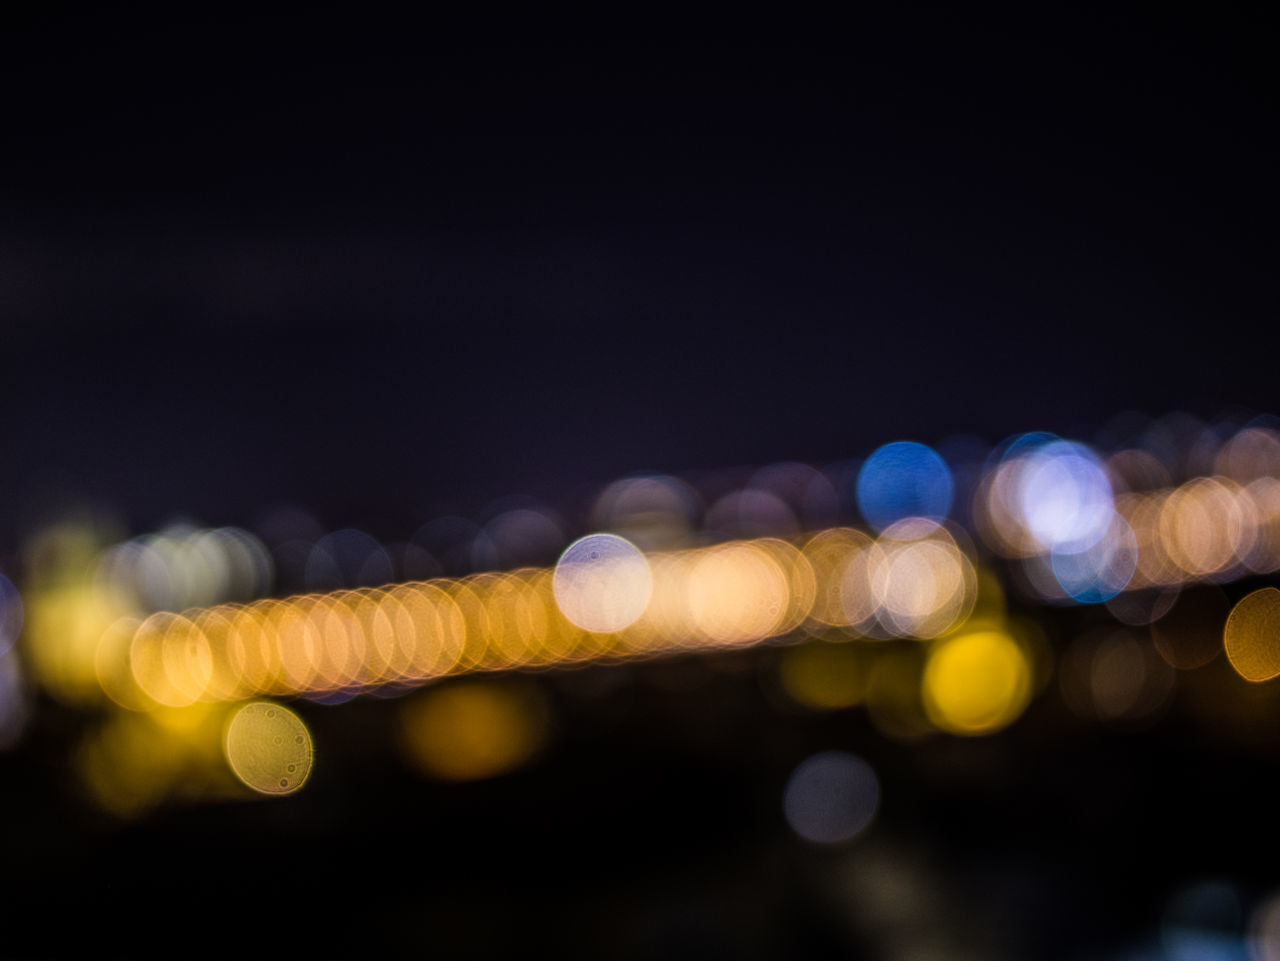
(2, 12, 1279, 959)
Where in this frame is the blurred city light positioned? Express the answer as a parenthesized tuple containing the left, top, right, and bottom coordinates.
(777, 640, 868, 711)
(399, 678, 549, 782)
(223, 701, 314, 796)
(552, 533, 652, 634)
(1224, 587, 1280, 682)
(1161, 879, 1247, 961)
(8, 413, 1280, 849)
(0, 20, 1274, 959)
(1249, 889, 1280, 961)
(0, 648, 29, 751)
(921, 629, 1031, 735)
(782, 750, 880, 844)
(856, 441, 954, 532)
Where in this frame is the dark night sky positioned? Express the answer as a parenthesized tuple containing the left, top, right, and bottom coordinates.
(0, 8, 1276, 539)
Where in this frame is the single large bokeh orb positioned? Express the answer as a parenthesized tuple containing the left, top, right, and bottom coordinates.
(223, 701, 314, 796)
(782, 750, 880, 844)
(1018, 440, 1115, 553)
(856, 441, 953, 532)
(1225, 587, 1280, 682)
(552, 533, 652, 633)
(922, 630, 1032, 735)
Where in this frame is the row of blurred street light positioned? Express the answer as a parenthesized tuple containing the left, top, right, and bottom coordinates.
(1, 410, 1279, 831)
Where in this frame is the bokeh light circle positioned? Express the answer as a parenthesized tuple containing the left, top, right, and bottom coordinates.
(922, 630, 1032, 735)
(1224, 587, 1280, 682)
(1018, 440, 1115, 553)
(223, 701, 314, 796)
(552, 534, 653, 633)
(856, 441, 953, 532)
(782, 750, 880, 844)
(399, 679, 550, 782)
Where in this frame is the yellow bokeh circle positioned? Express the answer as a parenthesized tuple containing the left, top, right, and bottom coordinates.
(922, 630, 1031, 735)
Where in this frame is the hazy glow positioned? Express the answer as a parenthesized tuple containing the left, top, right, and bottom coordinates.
(1224, 588, 1280, 682)
(1218, 426, 1280, 482)
(97, 524, 273, 611)
(552, 533, 652, 634)
(865, 644, 934, 741)
(590, 474, 699, 550)
(27, 580, 122, 706)
(856, 441, 953, 532)
(1249, 889, 1280, 961)
(399, 679, 548, 781)
(782, 750, 879, 844)
(1059, 629, 1175, 724)
(223, 701, 313, 796)
(704, 489, 799, 539)
(0, 649, 29, 751)
(1105, 448, 1172, 492)
(1050, 516, 1138, 603)
(306, 528, 393, 591)
(1161, 879, 1245, 961)
(411, 515, 492, 576)
(77, 706, 230, 817)
(922, 630, 1031, 735)
(1105, 585, 1180, 626)
(749, 462, 839, 530)
(0, 574, 23, 658)
(1151, 587, 1230, 670)
(778, 641, 868, 710)
(484, 508, 564, 568)
(1009, 615, 1055, 697)
(1014, 552, 1071, 605)
(1096, 634, 1171, 721)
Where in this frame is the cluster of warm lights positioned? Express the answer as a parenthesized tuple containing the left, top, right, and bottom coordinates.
(1119, 477, 1280, 586)
(14, 413, 1280, 816)
(777, 617, 1041, 740)
(77, 523, 984, 712)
